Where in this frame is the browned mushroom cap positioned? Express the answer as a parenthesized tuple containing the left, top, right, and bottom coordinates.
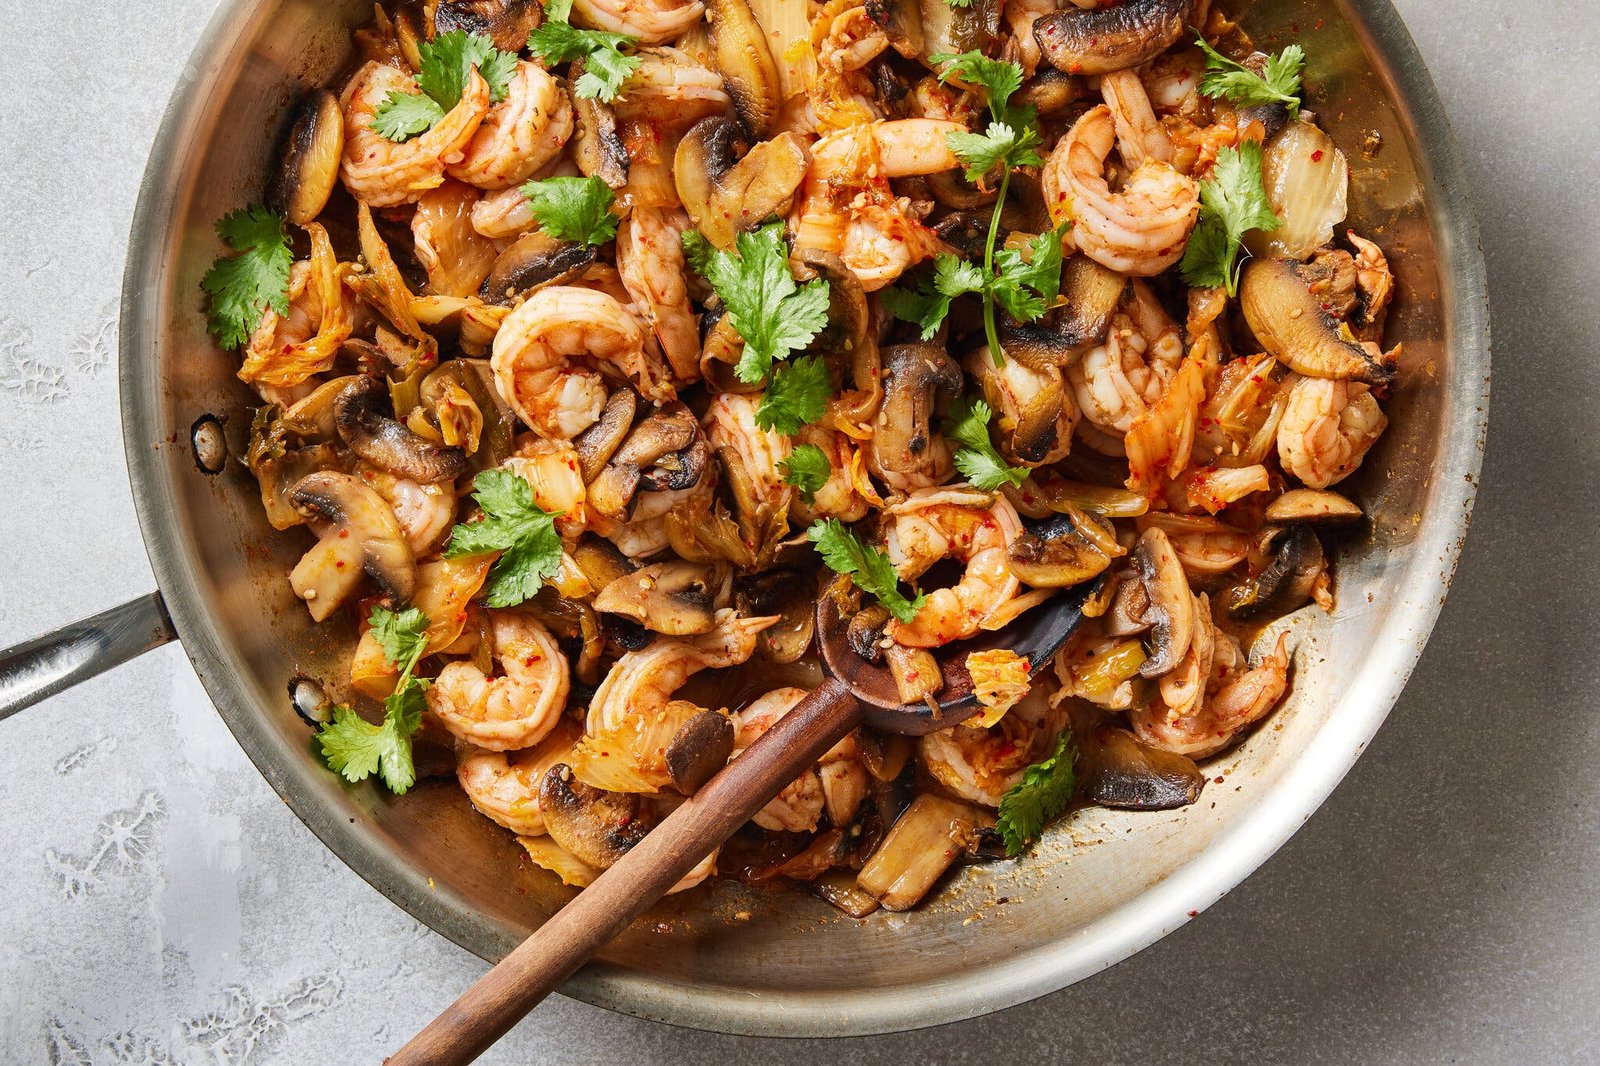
(965, 349, 1068, 463)
(572, 388, 637, 483)
(1240, 258, 1395, 385)
(1034, 0, 1188, 76)
(569, 61, 630, 189)
(664, 710, 736, 793)
(433, 0, 543, 52)
(538, 764, 650, 869)
(1221, 526, 1326, 620)
(334, 377, 469, 484)
(704, 0, 782, 137)
(928, 171, 997, 212)
(570, 533, 638, 590)
(588, 403, 705, 518)
(1265, 489, 1364, 526)
(933, 211, 994, 261)
(480, 231, 597, 306)
(1007, 509, 1118, 587)
(1133, 526, 1194, 678)
(866, 0, 923, 57)
(1014, 67, 1080, 116)
(1058, 253, 1127, 347)
(270, 89, 343, 227)
(874, 344, 962, 482)
(594, 560, 722, 635)
(1103, 573, 1152, 637)
(288, 471, 417, 619)
(246, 405, 345, 531)
(698, 308, 758, 393)
(735, 569, 817, 663)
(1078, 724, 1205, 810)
(675, 117, 812, 250)
(846, 603, 892, 664)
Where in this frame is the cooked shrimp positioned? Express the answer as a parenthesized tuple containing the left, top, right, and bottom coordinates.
(919, 686, 1064, 807)
(734, 688, 825, 832)
(794, 119, 961, 289)
(456, 717, 583, 836)
(617, 207, 700, 382)
(791, 424, 870, 523)
(885, 489, 1024, 648)
(470, 158, 578, 238)
(1348, 231, 1394, 341)
(1068, 291, 1185, 442)
(704, 393, 791, 507)
(583, 610, 776, 792)
(448, 60, 574, 189)
(491, 285, 673, 439)
(1131, 631, 1290, 758)
(1137, 512, 1251, 577)
(1101, 69, 1173, 166)
(1277, 375, 1388, 489)
(608, 515, 671, 558)
(428, 611, 571, 750)
(412, 180, 498, 297)
(818, 733, 869, 826)
(1043, 105, 1199, 276)
(571, 0, 705, 46)
(809, 0, 887, 130)
(967, 348, 1079, 466)
(363, 466, 456, 554)
(613, 47, 731, 126)
(1143, 48, 1205, 114)
(340, 61, 489, 208)
(505, 438, 588, 538)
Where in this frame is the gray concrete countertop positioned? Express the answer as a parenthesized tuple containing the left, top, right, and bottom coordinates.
(1, 0, 1595, 1062)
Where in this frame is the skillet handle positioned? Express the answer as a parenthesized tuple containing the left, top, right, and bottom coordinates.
(389, 675, 863, 1066)
(0, 593, 176, 723)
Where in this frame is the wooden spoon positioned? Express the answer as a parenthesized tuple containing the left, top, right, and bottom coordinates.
(389, 581, 1098, 1065)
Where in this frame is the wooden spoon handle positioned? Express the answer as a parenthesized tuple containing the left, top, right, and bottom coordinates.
(389, 675, 863, 1066)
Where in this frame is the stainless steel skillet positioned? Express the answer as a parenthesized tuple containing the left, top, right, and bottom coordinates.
(0, 0, 1488, 1037)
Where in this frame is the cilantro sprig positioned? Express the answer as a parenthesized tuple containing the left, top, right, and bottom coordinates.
(528, 0, 641, 102)
(807, 520, 928, 624)
(317, 605, 431, 794)
(780, 443, 831, 503)
(1178, 140, 1281, 295)
(995, 728, 1076, 856)
(944, 397, 1027, 492)
(519, 175, 619, 246)
(886, 52, 1063, 365)
(201, 206, 294, 351)
(1195, 34, 1304, 119)
(683, 222, 833, 433)
(371, 30, 517, 142)
(444, 469, 565, 608)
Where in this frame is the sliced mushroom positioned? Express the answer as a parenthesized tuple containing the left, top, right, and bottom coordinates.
(873, 344, 962, 485)
(572, 387, 638, 483)
(1103, 573, 1152, 637)
(538, 764, 649, 869)
(480, 231, 597, 306)
(866, 0, 923, 58)
(570, 533, 638, 590)
(705, 0, 782, 137)
(1058, 253, 1127, 347)
(1133, 526, 1193, 678)
(1221, 526, 1326, 619)
(698, 308, 758, 393)
(1240, 258, 1394, 385)
(246, 405, 344, 530)
(334, 376, 468, 484)
(569, 63, 630, 189)
(735, 570, 817, 662)
(675, 117, 812, 250)
(967, 350, 1069, 464)
(1079, 724, 1205, 810)
(664, 710, 736, 793)
(1007, 509, 1118, 587)
(270, 89, 343, 227)
(1014, 67, 1080, 116)
(933, 210, 994, 261)
(1034, 0, 1188, 76)
(846, 603, 891, 664)
(288, 471, 417, 619)
(927, 171, 996, 211)
(1266, 489, 1364, 525)
(433, 0, 543, 53)
(588, 403, 704, 518)
(594, 560, 721, 635)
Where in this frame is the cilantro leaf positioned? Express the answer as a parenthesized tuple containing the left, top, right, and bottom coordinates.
(995, 728, 1076, 856)
(371, 30, 517, 142)
(945, 397, 1028, 491)
(519, 175, 619, 246)
(929, 51, 1023, 119)
(990, 225, 1066, 324)
(529, 0, 641, 103)
(368, 604, 429, 676)
(946, 120, 1042, 184)
(945, 0, 974, 6)
(317, 606, 432, 795)
(1178, 140, 1281, 295)
(1195, 35, 1304, 118)
(756, 355, 832, 435)
(444, 469, 564, 608)
(881, 254, 987, 340)
(779, 444, 831, 502)
(370, 91, 446, 141)
(806, 519, 927, 625)
(683, 223, 831, 385)
(201, 206, 293, 351)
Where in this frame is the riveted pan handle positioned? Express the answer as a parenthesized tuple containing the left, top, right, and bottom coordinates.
(0, 593, 177, 723)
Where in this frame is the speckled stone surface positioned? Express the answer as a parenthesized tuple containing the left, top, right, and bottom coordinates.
(1, 0, 1595, 1062)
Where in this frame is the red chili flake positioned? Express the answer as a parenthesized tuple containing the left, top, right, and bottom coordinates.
(1187, 909, 1199, 918)
(334, 560, 346, 569)
(1311, 149, 1325, 163)
(1315, 17, 1326, 29)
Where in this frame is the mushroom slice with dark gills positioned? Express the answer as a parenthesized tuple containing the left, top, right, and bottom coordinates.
(569, 61, 630, 189)
(572, 387, 638, 483)
(1132, 526, 1194, 678)
(965, 349, 1073, 466)
(1006, 507, 1121, 588)
(675, 116, 812, 250)
(1239, 257, 1395, 385)
(538, 764, 650, 870)
(1034, 0, 1188, 77)
(1265, 489, 1363, 526)
(270, 89, 343, 227)
(335, 376, 469, 484)
(593, 560, 725, 635)
(704, 0, 783, 138)
(433, 0, 543, 52)
(794, 248, 881, 424)
(869, 344, 962, 490)
(479, 231, 597, 306)
(664, 709, 736, 794)
(587, 402, 708, 519)
(288, 471, 417, 620)
(1221, 526, 1327, 620)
